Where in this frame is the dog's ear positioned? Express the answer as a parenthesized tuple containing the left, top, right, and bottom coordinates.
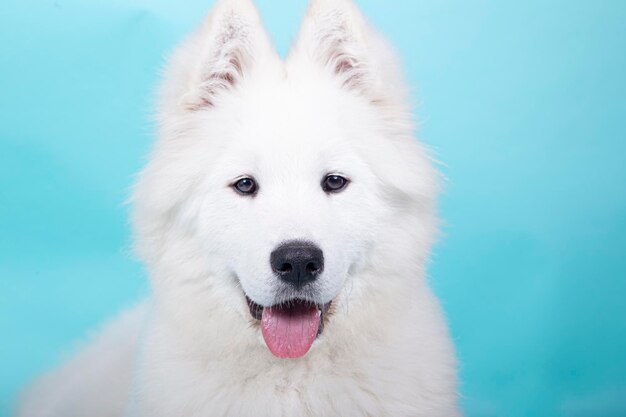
(288, 0, 407, 105)
(181, 0, 278, 110)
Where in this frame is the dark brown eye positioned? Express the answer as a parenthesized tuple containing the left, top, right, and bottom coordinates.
(232, 177, 258, 196)
(322, 174, 349, 193)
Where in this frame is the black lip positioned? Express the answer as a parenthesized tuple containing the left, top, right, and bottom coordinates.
(247, 297, 264, 320)
(246, 297, 332, 336)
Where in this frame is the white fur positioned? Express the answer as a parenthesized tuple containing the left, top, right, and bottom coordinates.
(16, 0, 460, 416)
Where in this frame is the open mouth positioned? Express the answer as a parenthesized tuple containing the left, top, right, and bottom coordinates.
(247, 297, 332, 359)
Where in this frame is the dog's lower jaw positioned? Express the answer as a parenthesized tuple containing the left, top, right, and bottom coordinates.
(128, 287, 460, 417)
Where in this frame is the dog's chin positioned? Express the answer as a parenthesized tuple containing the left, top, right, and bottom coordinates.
(245, 296, 333, 359)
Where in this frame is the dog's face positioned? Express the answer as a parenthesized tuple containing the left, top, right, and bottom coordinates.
(198, 81, 382, 309)
(173, 77, 396, 358)
(134, 0, 438, 358)
(198, 76, 385, 307)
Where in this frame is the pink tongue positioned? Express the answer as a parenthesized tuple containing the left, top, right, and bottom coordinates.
(261, 301, 320, 359)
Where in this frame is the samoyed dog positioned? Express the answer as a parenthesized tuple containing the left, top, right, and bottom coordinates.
(16, 0, 459, 416)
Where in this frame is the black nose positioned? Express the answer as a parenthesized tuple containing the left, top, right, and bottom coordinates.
(270, 241, 324, 289)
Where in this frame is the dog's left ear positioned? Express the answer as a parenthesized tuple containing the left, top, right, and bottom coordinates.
(288, 0, 407, 106)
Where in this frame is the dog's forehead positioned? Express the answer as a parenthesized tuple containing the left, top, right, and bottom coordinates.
(233, 78, 368, 147)
(205, 74, 381, 181)
(219, 115, 362, 183)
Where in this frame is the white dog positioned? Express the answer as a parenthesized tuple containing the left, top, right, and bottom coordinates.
(16, 0, 460, 416)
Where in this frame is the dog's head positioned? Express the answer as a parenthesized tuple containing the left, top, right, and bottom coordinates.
(133, 0, 439, 359)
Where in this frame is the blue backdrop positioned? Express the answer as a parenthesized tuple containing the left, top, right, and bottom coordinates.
(1, 1, 625, 416)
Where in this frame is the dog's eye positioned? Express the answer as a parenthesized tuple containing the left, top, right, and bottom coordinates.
(322, 174, 349, 193)
(232, 177, 258, 196)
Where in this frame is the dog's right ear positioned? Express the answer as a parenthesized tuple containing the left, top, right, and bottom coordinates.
(179, 0, 278, 110)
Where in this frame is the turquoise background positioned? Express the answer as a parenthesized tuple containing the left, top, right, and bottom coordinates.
(1, 0, 625, 416)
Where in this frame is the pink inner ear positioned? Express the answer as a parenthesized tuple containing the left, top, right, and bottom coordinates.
(228, 56, 243, 75)
(213, 71, 236, 86)
(190, 53, 244, 110)
(331, 53, 365, 90)
(317, 28, 366, 91)
(335, 58, 354, 74)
